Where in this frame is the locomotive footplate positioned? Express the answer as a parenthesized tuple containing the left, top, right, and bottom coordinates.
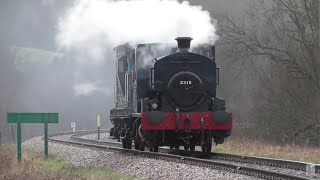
(110, 108, 133, 118)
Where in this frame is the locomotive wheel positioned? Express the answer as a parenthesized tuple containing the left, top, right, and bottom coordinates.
(149, 145, 159, 152)
(110, 128, 114, 137)
(201, 144, 206, 153)
(201, 143, 212, 154)
(140, 142, 145, 151)
(154, 145, 159, 152)
(122, 138, 132, 149)
(184, 144, 190, 151)
(127, 139, 132, 149)
(190, 145, 195, 152)
(122, 139, 127, 149)
(134, 141, 139, 150)
(114, 129, 120, 139)
(134, 140, 145, 151)
(149, 141, 158, 152)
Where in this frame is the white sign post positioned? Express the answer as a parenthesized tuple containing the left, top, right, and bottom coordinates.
(71, 122, 76, 132)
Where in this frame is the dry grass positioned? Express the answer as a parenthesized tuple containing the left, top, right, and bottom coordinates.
(0, 145, 71, 180)
(215, 138, 320, 164)
(0, 145, 134, 180)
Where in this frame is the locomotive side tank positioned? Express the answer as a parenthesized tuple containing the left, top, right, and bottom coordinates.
(109, 37, 232, 153)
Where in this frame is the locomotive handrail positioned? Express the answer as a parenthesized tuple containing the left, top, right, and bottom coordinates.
(150, 67, 154, 86)
(216, 67, 220, 85)
(125, 73, 128, 102)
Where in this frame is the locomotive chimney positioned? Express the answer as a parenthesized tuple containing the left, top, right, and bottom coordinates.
(175, 37, 192, 52)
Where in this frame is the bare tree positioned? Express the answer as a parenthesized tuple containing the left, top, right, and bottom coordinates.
(218, 0, 320, 145)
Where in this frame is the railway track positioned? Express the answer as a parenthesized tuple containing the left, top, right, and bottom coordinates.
(48, 130, 319, 180)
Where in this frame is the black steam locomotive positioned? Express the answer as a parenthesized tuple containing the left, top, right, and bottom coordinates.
(109, 37, 232, 153)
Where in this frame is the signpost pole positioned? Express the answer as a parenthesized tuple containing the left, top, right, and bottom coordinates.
(11, 125, 14, 141)
(7, 112, 58, 162)
(17, 121, 22, 162)
(44, 115, 48, 159)
(97, 114, 100, 140)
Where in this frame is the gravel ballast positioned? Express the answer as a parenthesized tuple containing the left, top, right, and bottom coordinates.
(79, 133, 320, 180)
(80, 133, 110, 141)
(23, 136, 254, 180)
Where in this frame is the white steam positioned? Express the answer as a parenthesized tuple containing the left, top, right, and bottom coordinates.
(74, 82, 112, 96)
(56, 0, 218, 50)
(74, 83, 97, 96)
(56, 0, 218, 96)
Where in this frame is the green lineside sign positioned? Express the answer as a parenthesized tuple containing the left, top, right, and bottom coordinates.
(7, 112, 59, 162)
(7, 113, 58, 123)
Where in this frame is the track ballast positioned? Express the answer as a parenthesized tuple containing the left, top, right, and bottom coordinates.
(47, 130, 319, 180)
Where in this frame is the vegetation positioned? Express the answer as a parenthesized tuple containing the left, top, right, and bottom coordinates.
(0, 146, 134, 180)
(215, 137, 320, 164)
(218, 0, 320, 146)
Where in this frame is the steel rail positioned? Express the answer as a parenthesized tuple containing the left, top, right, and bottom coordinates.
(68, 130, 320, 175)
(210, 152, 320, 174)
(48, 129, 109, 137)
(47, 130, 314, 180)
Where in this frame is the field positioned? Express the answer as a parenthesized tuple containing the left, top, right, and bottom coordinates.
(0, 146, 134, 180)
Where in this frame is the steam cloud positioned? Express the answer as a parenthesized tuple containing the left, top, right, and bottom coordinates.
(56, 0, 218, 50)
(74, 82, 112, 96)
(56, 0, 218, 96)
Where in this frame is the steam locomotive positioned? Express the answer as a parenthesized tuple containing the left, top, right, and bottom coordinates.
(109, 37, 232, 153)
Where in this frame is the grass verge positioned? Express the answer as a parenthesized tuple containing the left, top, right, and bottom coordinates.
(0, 145, 135, 180)
(215, 138, 320, 164)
